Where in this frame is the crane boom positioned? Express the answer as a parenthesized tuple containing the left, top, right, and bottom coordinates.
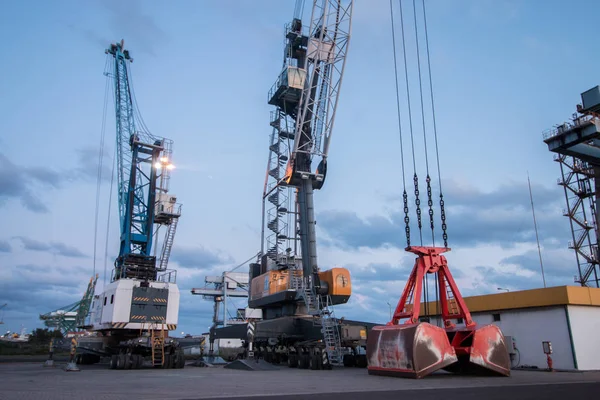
(105, 40, 179, 281)
(285, 0, 353, 294)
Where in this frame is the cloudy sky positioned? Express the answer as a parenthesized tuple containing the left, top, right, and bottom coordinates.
(1, 0, 598, 335)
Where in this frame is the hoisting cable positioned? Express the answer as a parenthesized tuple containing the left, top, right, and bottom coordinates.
(421, 0, 446, 323)
(389, 0, 410, 248)
(294, 0, 306, 20)
(410, 0, 431, 318)
(93, 57, 111, 280)
(422, 0, 448, 249)
(398, 0, 423, 247)
(412, 0, 435, 247)
(103, 72, 117, 289)
(103, 145, 116, 288)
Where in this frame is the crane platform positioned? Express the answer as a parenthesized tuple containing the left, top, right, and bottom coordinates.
(212, 315, 380, 369)
(543, 115, 600, 164)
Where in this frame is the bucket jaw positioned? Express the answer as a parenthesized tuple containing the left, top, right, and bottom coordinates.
(366, 246, 511, 379)
(444, 324, 511, 376)
(367, 322, 457, 378)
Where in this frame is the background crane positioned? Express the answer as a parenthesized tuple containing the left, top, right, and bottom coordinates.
(105, 40, 181, 281)
(0, 303, 6, 325)
(39, 274, 98, 336)
(74, 40, 185, 369)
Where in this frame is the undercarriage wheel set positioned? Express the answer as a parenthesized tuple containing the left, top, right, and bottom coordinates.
(286, 351, 332, 370)
(109, 352, 143, 370)
(342, 354, 367, 368)
(159, 347, 186, 369)
(108, 347, 185, 370)
(75, 353, 101, 365)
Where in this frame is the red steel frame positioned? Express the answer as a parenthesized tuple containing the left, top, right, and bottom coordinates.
(389, 246, 474, 328)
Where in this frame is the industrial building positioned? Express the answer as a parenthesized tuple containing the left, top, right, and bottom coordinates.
(420, 285, 600, 371)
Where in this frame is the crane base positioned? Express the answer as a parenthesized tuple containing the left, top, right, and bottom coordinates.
(366, 322, 511, 379)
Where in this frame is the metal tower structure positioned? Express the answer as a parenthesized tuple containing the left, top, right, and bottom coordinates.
(191, 271, 254, 357)
(105, 40, 181, 283)
(39, 274, 98, 336)
(543, 85, 600, 287)
(0, 303, 7, 325)
(259, 0, 354, 366)
(191, 272, 251, 329)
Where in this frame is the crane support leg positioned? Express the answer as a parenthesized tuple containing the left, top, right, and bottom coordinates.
(366, 247, 511, 378)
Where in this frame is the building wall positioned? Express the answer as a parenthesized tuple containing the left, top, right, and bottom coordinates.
(567, 305, 600, 370)
(428, 306, 575, 369)
(471, 307, 574, 370)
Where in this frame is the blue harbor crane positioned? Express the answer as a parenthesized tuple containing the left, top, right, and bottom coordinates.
(74, 40, 184, 370)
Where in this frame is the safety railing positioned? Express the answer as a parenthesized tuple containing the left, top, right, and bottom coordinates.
(157, 269, 177, 284)
(542, 114, 596, 140)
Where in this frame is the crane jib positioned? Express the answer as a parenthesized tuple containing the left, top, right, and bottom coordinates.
(105, 39, 181, 283)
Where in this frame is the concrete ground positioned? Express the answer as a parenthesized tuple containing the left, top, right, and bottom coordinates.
(0, 361, 599, 400)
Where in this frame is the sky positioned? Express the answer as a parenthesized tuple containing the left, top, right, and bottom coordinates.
(1, 0, 599, 336)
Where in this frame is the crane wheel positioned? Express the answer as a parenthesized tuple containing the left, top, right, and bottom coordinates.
(287, 354, 297, 368)
(124, 354, 133, 369)
(355, 354, 367, 368)
(178, 349, 186, 368)
(309, 354, 318, 370)
(109, 355, 118, 369)
(117, 354, 126, 369)
(298, 354, 309, 369)
(343, 354, 355, 367)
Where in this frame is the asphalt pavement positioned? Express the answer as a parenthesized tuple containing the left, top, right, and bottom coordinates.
(1, 361, 599, 400)
(185, 382, 600, 400)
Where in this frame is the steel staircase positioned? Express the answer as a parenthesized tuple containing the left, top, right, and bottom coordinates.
(264, 110, 295, 267)
(297, 277, 342, 366)
(150, 323, 166, 367)
(158, 209, 181, 271)
(320, 297, 343, 366)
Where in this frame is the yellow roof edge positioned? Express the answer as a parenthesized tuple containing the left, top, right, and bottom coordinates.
(418, 285, 600, 315)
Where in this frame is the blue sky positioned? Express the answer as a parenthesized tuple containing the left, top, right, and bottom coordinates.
(0, 0, 598, 335)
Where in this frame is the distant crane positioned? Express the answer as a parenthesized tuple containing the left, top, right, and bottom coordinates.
(39, 275, 98, 336)
(0, 303, 6, 325)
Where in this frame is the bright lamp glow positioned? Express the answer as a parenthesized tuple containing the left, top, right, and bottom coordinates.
(160, 156, 169, 163)
(166, 164, 175, 170)
(154, 162, 162, 169)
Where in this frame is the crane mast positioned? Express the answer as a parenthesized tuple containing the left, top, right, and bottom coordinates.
(106, 40, 180, 282)
(263, 0, 353, 300)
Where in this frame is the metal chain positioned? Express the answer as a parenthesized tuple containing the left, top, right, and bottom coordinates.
(426, 174, 434, 232)
(413, 173, 423, 234)
(440, 193, 448, 247)
(403, 189, 410, 246)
